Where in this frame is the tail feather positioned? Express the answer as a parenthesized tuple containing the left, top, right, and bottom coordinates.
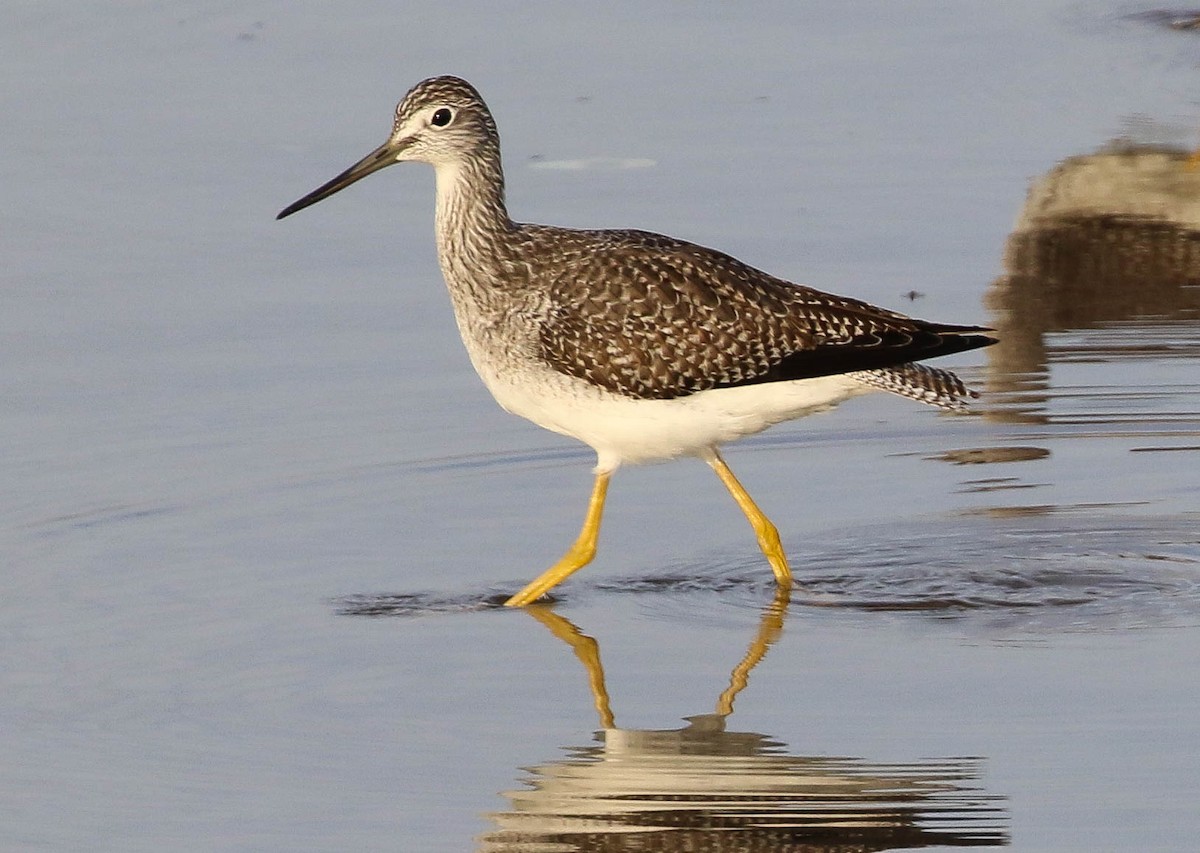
(850, 363, 978, 412)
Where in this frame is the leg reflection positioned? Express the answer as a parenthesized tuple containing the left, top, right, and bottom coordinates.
(715, 583, 791, 717)
(524, 585, 791, 729)
(524, 604, 615, 729)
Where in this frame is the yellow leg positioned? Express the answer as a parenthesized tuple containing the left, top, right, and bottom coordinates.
(705, 450, 793, 587)
(504, 471, 611, 606)
(1188, 149, 1200, 171)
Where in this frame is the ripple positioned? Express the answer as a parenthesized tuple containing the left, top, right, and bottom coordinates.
(331, 589, 514, 617)
(931, 446, 1051, 465)
(634, 513, 1200, 634)
(334, 514, 1200, 634)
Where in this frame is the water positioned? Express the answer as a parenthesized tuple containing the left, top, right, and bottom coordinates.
(3, 2, 1200, 851)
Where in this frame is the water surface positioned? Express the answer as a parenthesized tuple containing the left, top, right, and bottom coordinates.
(3, 2, 1200, 851)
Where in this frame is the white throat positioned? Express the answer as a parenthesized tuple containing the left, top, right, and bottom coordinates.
(432, 160, 466, 237)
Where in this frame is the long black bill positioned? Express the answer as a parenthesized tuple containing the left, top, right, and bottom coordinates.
(277, 140, 403, 220)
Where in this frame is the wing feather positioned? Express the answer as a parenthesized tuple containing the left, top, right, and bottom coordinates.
(534, 229, 994, 400)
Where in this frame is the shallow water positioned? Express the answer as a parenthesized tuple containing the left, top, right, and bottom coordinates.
(4, 2, 1200, 851)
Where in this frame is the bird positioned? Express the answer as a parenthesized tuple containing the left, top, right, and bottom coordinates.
(277, 75, 996, 607)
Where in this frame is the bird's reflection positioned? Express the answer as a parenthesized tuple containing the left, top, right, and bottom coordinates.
(479, 590, 1008, 851)
(984, 144, 1200, 422)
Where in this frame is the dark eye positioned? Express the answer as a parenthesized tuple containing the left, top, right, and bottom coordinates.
(431, 108, 453, 127)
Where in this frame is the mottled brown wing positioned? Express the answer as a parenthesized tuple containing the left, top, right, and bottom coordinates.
(537, 229, 993, 400)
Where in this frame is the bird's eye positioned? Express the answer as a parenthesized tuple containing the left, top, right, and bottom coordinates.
(431, 108, 453, 127)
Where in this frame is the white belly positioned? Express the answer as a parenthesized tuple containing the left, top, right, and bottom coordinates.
(477, 364, 869, 472)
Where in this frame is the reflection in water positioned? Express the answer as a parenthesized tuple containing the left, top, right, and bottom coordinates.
(479, 592, 1008, 851)
(1127, 9, 1200, 33)
(984, 146, 1200, 424)
(931, 446, 1051, 465)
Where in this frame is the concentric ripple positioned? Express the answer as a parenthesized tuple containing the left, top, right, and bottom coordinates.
(629, 513, 1200, 635)
(335, 513, 1199, 633)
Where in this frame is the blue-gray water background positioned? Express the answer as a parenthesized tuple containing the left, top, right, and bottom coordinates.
(4, 3, 1199, 850)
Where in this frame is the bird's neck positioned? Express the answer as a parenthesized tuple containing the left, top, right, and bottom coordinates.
(433, 149, 514, 283)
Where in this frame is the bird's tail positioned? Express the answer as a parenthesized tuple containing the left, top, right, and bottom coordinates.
(849, 363, 978, 412)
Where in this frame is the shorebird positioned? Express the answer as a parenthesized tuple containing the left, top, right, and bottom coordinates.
(278, 76, 995, 606)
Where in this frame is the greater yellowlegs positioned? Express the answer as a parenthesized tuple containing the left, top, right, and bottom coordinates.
(278, 76, 996, 606)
